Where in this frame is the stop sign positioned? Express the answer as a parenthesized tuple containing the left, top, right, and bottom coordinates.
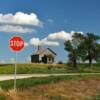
(9, 36, 24, 52)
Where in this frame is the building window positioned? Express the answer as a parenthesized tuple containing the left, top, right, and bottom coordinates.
(49, 58, 51, 61)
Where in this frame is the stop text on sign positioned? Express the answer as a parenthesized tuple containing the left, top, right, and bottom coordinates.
(9, 36, 25, 52)
(10, 41, 24, 47)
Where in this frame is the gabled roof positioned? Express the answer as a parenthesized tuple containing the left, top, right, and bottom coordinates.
(32, 48, 56, 55)
(47, 48, 56, 55)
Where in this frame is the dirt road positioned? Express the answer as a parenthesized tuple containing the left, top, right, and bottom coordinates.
(0, 73, 100, 81)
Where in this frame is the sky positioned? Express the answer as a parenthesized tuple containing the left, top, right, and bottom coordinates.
(0, 0, 100, 63)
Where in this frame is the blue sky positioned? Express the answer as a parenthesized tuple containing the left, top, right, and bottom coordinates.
(0, 0, 100, 63)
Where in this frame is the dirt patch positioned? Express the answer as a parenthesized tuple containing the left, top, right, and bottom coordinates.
(1, 77, 100, 100)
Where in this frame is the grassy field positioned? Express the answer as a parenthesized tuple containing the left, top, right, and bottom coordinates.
(0, 63, 67, 74)
(0, 63, 100, 74)
(0, 75, 100, 100)
(0, 75, 82, 90)
(0, 63, 100, 99)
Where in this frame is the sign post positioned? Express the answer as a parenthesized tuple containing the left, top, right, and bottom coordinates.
(9, 36, 24, 95)
(14, 52, 17, 93)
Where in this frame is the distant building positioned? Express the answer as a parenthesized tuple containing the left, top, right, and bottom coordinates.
(31, 46, 57, 64)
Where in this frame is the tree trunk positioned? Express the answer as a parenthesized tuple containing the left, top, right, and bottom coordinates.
(89, 57, 92, 67)
(73, 59, 77, 68)
(88, 49, 92, 67)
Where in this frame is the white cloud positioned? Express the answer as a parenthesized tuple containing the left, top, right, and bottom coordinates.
(40, 38, 59, 46)
(0, 12, 42, 33)
(0, 25, 34, 33)
(29, 37, 59, 46)
(48, 31, 72, 40)
(44, 41, 59, 46)
(29, 30, 84, 47)
(0, 12, 42, 26)
(48, 30, 84, 41)
(29, 38, 40, 46)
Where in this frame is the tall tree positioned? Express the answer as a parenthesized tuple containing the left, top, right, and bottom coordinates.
(80, 33, 100, 67)
(64, 33, 84, 68)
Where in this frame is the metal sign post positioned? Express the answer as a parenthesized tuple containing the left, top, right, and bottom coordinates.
(9, 36, 24, 98)
(14, 52, 17, 93)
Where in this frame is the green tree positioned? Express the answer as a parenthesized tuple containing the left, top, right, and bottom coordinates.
(80, 33, 100, 67)
(64, 33, 84, 68)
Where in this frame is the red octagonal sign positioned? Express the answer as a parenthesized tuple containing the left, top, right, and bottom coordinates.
(9, 36, 24, 52)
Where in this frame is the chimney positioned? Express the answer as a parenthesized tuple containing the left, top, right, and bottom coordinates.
(37, 45, 42, 50)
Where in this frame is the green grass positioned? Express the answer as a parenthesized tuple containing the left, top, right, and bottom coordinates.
(0, 63, 67, 74)
(0, 75, 100, 90)
(84, 95, 100, 100)
(0, 96, 6, 100)
(0, 75, 73, 90)
(1, 75, 100, 100)
(92, 95, 100, 100)
(0, 63, 100, 74)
